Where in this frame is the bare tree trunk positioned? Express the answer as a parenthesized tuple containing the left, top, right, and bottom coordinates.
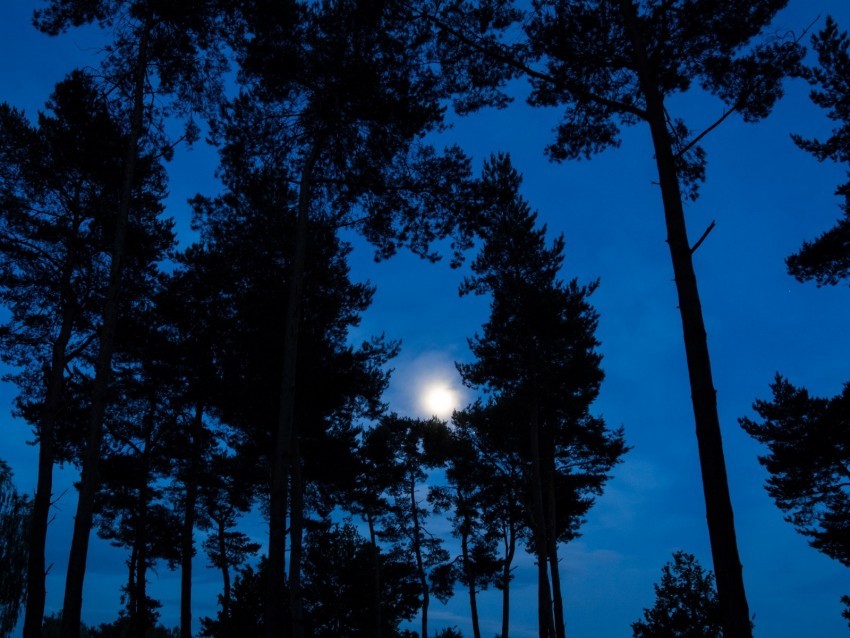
(289, 434, 306, 638)
(60, 19, 151, 638)
(618, 3, 751, 636)
(266, 143, 320, 638)
(22, 311, 74, 638)
(410, 474, 429, 638)
(500, 526, 515, 638)
(216, 516, 232, 627)
(529, 398, 556, 638)
(461, 525, 482, 638)
(180, 403, 204, 638)
(545, 457, 566, 638)
(367, 511, 382, 638)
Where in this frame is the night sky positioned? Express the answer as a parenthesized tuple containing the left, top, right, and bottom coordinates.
(2, 1, 850, 636)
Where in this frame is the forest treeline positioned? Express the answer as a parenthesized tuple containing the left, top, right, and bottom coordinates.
(0, 1, 848, 638)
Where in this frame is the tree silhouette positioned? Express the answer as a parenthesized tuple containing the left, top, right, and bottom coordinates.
(33, 2, 229, 634)
(459, 155, 626, 638)
(427, 3, 804, 633)
(787, 17, 850, 287)
(0, 69, 174, 638)
(429, 421, 502, 638)
(301, 521, 419, 638)
(632, 552, 723, 638)
(0, 460, 29, 637)
(741, 377, 850, 567)
(223, 2, 482, 632)
(452, 401, 527, 638)
(364, 415, 456, 638)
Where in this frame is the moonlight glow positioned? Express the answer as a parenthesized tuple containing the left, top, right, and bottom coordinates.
(421, 383, 459, 418)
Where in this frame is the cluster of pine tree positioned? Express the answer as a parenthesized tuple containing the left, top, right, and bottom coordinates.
(0, 1, 849, 638)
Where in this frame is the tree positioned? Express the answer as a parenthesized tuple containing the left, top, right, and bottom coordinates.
(221, 1, 481, 631)
(458, 155, 626, 638)
(451, 401, 527, 638)
(198, 452, 262, 631)
(363, 415, 457, 638)
(427, 3, 804, 634)
(189, 108, 402, 638)
(744, 21, 850, 625)
(740, 377, 850, 567)
(429, 423, 502, 638)
(0, 69, 174, 638)
(33, 3, 228, 634)
(0, 460, 29, 637)
(200, 561, 266, 638)
(301, 521, 419, 638)
(787, 16, 850, 286)
(632, 552, 723, 638)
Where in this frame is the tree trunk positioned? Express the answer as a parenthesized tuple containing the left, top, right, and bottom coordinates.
(22, 311, 74, 638)
(266, 143, 321, 638)
(410, 474, 429, 638)
(215, 516, 232, 626)
(618, 3, 752, 636)
(181, 402, 204, 638)
(545, 456, 566, 638)
(127, 543, 138, 632)
(60, 18, 151, 638)
(367, 511, 382, 638)
(529, 398, 555, 638)
(500, 525, 516, 638)
(461, 525, 482, 638)
(289, 434, 306, 638)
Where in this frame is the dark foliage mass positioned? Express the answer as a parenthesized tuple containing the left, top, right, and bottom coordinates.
(2, 2, 848, 638)
(0, 460, 29, 637)
(631, 552, 723, 638)
(788, 17, 850, 286)
(741, 377, 850, 567)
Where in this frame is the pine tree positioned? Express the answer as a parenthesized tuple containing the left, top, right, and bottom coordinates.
(787, 16, 850, 287)
(33, 3, 228, 634)
(632, 552, 723, 638)
(426, 4, 804, 633)
(459, 155, 626, 638)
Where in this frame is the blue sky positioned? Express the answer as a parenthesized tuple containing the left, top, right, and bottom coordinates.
(2, 1, 850, 636)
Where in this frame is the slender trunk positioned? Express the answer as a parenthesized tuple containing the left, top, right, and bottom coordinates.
(500, 526, 516, 638)
(60, 19, 151, 638)
(289, 434, 305, 638)
(529, 398, 555, 638)
(410, 474, 429, 638)
(135, 531, 148, 638)
(546, 456, 565, 638)
(266, 144, 320, 638)
(127, 543, 138, 631)
(367, 511, 382, 638)
(132, 411, 153, 638)
(618, 3, 751, 636)
(216, 516, 232, 627)
(461, 524, 481, 638)
(181, 402, 204, 638)
(22, 314, 74, 638)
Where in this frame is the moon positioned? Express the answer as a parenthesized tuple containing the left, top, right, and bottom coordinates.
(421, 383, 459, 418)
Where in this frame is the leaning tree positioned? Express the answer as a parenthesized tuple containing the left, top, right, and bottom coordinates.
(422, 2, 804, 634)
